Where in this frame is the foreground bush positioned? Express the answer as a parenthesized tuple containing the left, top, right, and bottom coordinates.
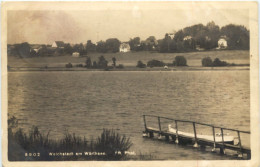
(75, 64, 83, 67)
(116, 64, 124, 69)
(201, 57, 229, 67)
(95, 129, 132, 160)
(212, 58, 228, 66)
(65, 63, 73, 68)
(202, 57, 213, 67)
(136, 61, 146, 68)
(173, 56, 187, 66)
(147, 59, 165, 67)
(8, 116, 132, 161)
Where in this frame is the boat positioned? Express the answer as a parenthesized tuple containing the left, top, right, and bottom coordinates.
(168, 124, 235, 144)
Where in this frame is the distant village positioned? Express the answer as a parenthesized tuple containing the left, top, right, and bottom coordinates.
(7, 22, 249, 58)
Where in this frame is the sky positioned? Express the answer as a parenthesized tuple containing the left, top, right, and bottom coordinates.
(7, 7, 249, 45)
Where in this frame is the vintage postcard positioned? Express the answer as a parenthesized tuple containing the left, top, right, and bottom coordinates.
(1, 1, 259, 167)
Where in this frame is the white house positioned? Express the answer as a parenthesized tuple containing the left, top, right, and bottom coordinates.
(217, 37, 228, 49)
(183, 36, 192, 41)
(119, 43, 131, 52)
(52, 41, 65, 48)
(72, 52, 80, 57)
(196, 45, 205, 51)
(30, 45, 42, 53)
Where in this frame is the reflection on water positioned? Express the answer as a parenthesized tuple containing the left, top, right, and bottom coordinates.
(8, 71, 250, 160)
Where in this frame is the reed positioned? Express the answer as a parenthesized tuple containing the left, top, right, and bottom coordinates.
(95, 129, 133, 160)
(8, 116, 134, 161)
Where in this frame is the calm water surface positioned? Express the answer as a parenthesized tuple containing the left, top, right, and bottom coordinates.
(8, 71, 250, 160)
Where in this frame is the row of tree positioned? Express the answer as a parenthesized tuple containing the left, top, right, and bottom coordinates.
(202, 57, 228, 67)
(136, 56, 239, 68)
(137, 56, 187, 68)
(64, 22, 250, 53)
(65, 55, 241, 69)
(8, 22, 249, 58)
(8, 42, 87, 58)
(157, 22, 249, 53)
(83, 56, 119, 69)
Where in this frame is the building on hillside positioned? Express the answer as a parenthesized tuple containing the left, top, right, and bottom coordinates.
(72, 52, 80, 57)
(183, 36, 192, 41)
(52, 41, 65, 48)
(141, 38, 158, 51)
(196, 45, 205, 51)
(30, 44, 42, 53)
(217, 36, 228, 49)
(168, 33, 175, 39)
(119, 43, 130, 52)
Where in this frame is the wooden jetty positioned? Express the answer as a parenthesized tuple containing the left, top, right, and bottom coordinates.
(142, 115, 251, 159)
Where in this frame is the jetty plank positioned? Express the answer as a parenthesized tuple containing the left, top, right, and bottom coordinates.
(143, 115, 251, 159)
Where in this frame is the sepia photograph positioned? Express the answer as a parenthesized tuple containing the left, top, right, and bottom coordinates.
(1, 1, 259, 167)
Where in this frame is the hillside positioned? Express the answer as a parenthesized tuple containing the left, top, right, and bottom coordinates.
(8, 50, 249, 68)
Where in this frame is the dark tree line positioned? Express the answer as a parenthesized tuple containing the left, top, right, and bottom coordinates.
(202, 57, 228, 67)
(158, 22, 249, 53)
(84, 55, 108, 68)
(8, 22, 249, 58)
(95, 38, 121, 53)
(137, 56, 188, 68)
(86, 22, 249, 54)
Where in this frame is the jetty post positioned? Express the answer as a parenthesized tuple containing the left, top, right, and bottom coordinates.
(158, 117, 162, 139)
(220, 128, 225, 154)
(142, 115, 251, 159)
(193, 122, 199, 147)
(212, 126, 216, 151)
(237, 131, 243, 158)
(175, 120, 179, 144)
(143, 115, 147, 130)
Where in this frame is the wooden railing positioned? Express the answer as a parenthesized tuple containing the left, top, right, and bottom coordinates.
(142, 114, 250, 155)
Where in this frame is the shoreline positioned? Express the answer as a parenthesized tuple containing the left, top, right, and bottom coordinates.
(8, 66, 250, 72)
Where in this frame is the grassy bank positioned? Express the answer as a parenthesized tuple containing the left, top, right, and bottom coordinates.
(8, 116, 155, 161)
(8, 50, 249, 68)
(8, 65, 250, 72)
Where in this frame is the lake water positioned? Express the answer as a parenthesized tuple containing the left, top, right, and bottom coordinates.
(8, 70, 250, 160)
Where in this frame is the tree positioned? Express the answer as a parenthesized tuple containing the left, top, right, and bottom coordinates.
(85, 56, 92, 68)
(173, 56, 187, 66)
(183, 38, 196, 51)
(201, 57, 213, 67)
(145, 36, 158, 51)
(96, 41, 107, 53)
(159, 34, 172, 53)
(176, 41, 184, 52)
(97, 55, 108, 68)
(212, 58, 228, 66)
(93, 61, 97, 68)
(65, 63, 73, 68)
(106, 38, 120, 53)
(86, 40, 96, 52)
(174, 30, 185, 42)
(112, 57, 116, 67)
(72, 43, 86, 55)
(181, 23, 220, 50)
(79, 43, 87, 55)
(221, 24, 249, 50)
(147, 60, 165, 67)
(16, 42, 31, 58)
(136, 61, 146, 68)
(204, 21, 220, 49)
(64, 44, 73, 55)
(129, 37, 141, 51)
